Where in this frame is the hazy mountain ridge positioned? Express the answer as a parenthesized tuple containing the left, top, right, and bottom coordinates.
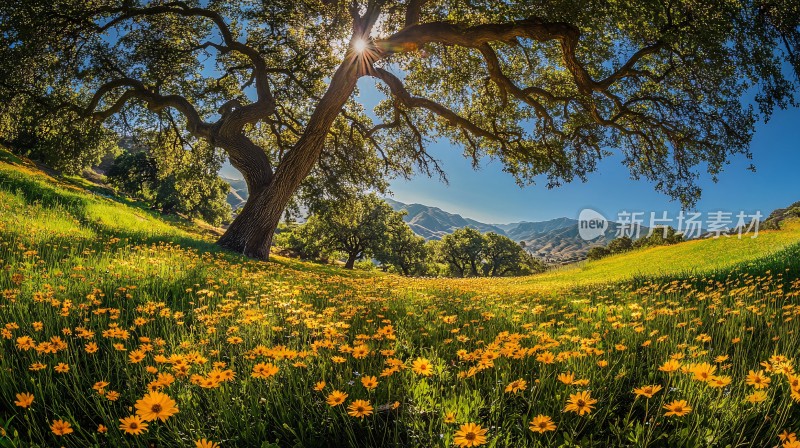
(222, 177, 248, 210)
(384, 198, 509, 239)
(384, 198, 624, 263)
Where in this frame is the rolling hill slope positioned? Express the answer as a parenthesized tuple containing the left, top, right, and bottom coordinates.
(438, 219, 800, 295)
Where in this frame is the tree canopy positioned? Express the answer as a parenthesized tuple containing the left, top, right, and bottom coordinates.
(106, 137, 232, 226)
(374, 217, 429, 276)
(1, 0, 798, 258)
(289, 193, 402, 269)
(436, 228, 544, 277)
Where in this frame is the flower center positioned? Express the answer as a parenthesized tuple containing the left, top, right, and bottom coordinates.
(466, 432, 476, 440)
(151, 404, 163, 413)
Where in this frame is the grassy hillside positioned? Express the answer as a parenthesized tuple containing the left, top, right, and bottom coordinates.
(439, 221, 800, 295)
(1, 151, 799, 448)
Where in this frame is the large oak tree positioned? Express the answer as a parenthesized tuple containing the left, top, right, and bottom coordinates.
(1, 0, 798, 259)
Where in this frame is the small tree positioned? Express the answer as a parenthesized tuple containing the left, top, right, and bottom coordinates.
(634, 226, 684, 248)
(107, 145, 232, 226)
(437, 227, 485, 277)
(307, 194, 399, 269)
(106, 151, 158, 198)
(375, 216, 429, 276)
(586, 246, 611, 260)
(0, 92, 119, 174)
(520, 251, 547, 275)
(608, 236, 634, 254)
(483, 232, 524, 277)
(274, 221, 329, 261)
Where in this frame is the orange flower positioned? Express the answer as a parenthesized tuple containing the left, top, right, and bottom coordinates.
(564, 391, 597, 415)
(658, 359, 681, 373)
(746, 370, 771, 389)
(663, 400, 692, 417)
(745, 391, 768, 403)
(14, 392, 34, 408)
(505, 379, 527, 394)
(454, 422, 488, 447)
(134, 391, 179, 422)
(633, 385, 662, 399)
(347, 399, 373, 418)
(411, 358, 434, 376)
(557, 372, 575, 385)
(50, 419, 73, 436)
(326, 390, 348, 407)
(119, 415, 148, 436)
(529, 415, 556, 433)
(361, 375, 378, 390)
(689, 363, 716, 382)
(251, 362, 279, 379)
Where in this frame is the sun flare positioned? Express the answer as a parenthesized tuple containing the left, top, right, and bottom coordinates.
(353, 38, 367, 53)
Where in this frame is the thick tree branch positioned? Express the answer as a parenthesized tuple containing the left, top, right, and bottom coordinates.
(477, 43, 563, 135)
(96, 1, 275, 122)
(371, 68, 503, 143)
(86, 78, 211, 138)
(378, 18, 668, 94)
(405, 0, 429, 27)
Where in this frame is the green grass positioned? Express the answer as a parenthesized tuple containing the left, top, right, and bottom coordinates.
(1, 149, 799, 448)
(513, 222, 800, 291)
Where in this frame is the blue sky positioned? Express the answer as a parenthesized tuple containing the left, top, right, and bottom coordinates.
(222, 77, 800, 225)
(385, 103, 800, 224)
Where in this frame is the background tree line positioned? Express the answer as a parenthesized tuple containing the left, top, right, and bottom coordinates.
(276, 193, 545, 277)
(586, 227, 684, 260)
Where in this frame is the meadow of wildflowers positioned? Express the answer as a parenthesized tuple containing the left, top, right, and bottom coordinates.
(1, 154, 800, 447)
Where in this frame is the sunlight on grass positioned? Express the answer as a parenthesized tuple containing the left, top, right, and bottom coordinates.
(432, 220, 800, 295)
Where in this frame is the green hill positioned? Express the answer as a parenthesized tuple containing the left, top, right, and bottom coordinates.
(1, 149, 800, 448)
(443, 219, 800, 295)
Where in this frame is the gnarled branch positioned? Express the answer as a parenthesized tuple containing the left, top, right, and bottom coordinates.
(86, 78, 211, 138)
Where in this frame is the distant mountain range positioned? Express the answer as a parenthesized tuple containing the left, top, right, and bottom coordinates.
(385, 198, 629, 264)
(222, 179, 647, 264)
(383, 198, 507, 239)
(222, 177, 249, 210)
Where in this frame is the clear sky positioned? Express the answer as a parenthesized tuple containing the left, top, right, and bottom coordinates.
(222, 76, 800, 225)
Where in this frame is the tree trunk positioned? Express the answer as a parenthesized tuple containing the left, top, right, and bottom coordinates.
(215, 134, 278, 259)
(217, 182, 282, 259)
(344, 252, 358, 269)
(469, 260, 479, 277)
(215, 41, 363, 260)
